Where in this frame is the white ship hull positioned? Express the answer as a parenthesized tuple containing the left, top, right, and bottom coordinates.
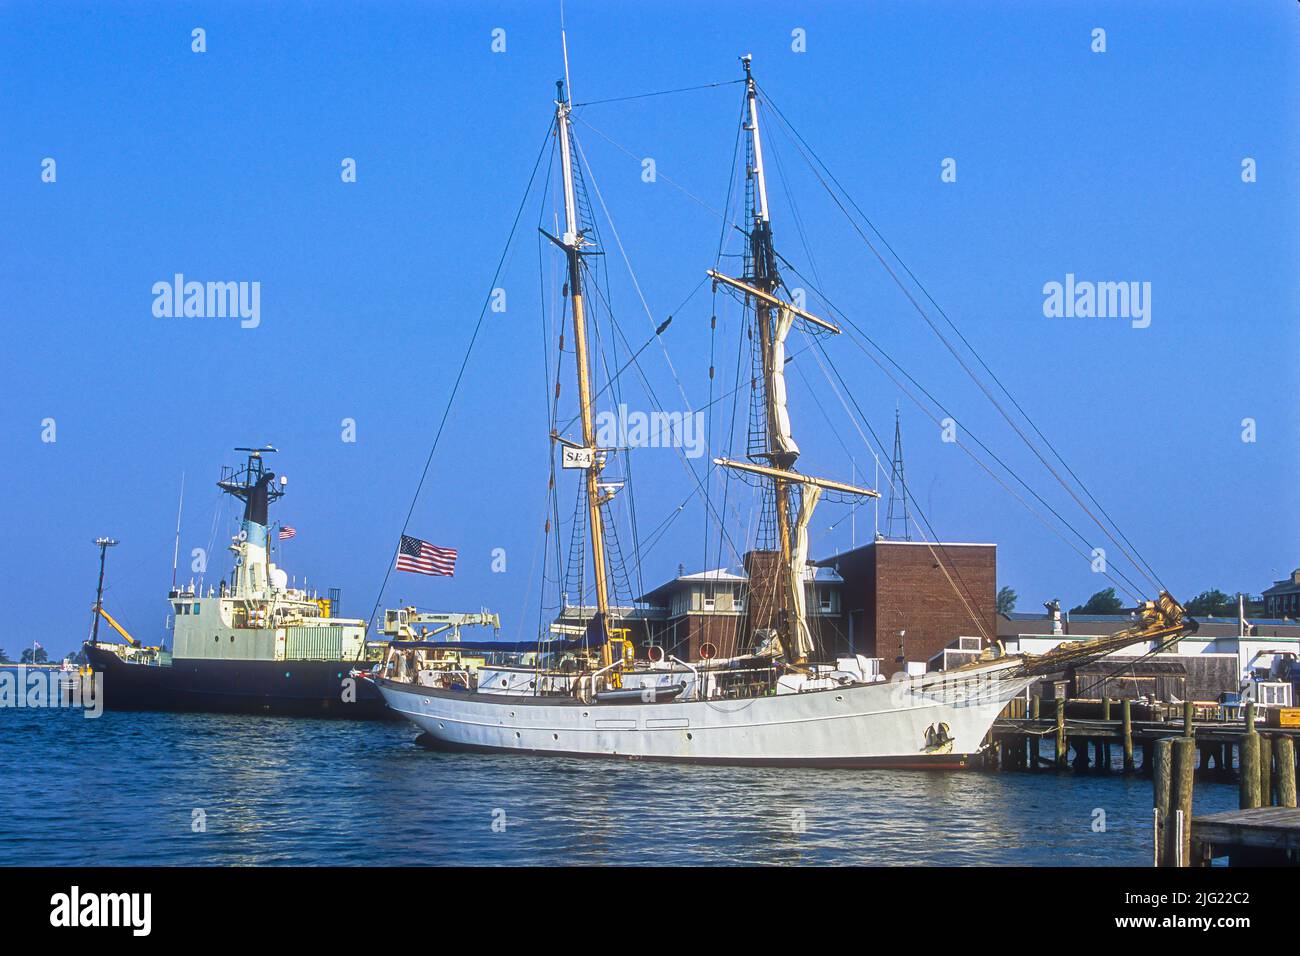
(374, 658, 1032, 769)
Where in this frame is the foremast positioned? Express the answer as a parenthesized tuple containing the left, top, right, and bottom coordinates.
(712, 56, 878, 663)
(555, 82, 615, 669)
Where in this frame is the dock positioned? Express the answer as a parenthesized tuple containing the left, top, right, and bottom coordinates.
(982, 695, 1300, 775)
(1191, 807, 1300, 866)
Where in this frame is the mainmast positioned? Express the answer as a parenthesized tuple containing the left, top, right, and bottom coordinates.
(555, 82, 614, 668)
(712, 56, 877, 663)
(742, 55, 797, 641)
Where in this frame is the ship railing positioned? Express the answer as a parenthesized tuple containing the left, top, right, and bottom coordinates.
(668, 656, 701, 701)
(575, 659, 624, 704)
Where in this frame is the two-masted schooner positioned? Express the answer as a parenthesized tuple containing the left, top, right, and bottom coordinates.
(370, 56, 1194, 767)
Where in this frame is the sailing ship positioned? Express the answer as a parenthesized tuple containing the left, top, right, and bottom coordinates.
(371, 56, 1196, 766)
(84, 446, 496, 719)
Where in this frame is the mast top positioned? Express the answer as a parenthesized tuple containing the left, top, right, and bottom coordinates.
(741, 54, 771, 227)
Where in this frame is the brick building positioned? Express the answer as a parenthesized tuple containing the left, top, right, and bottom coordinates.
(814, 540, 998, 678)
(631, 540, 993, 672)
(636, 555, 847, 660)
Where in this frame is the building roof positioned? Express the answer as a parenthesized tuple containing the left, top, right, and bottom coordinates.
(637, 563, 842, 606)
(1000, 613, 1300, 641)
(1263, 571, 1300, 597)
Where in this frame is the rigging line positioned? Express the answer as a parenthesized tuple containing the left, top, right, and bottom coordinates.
(764, 125, 1123, 621)
(552, 277, 706, 438)
(570, 134, 753, 571)
(362, 117, 556, 640)
(715, 95, 748, 264)
(708, 106, 745, 574)
(572, 77, 746, 108)
(800, 327, 996, 647)
(571, 130, 695, 416)
(537, 167, 565, 644)
(714, 298, 750, 572)
(582, 271, 751, 571)
(598, 250, 647, 602)
(759, 92, 1166, 598)
(781, 245, 1148, 605)
(573, 114, 730, 224)
(775, 256, 1149, 606)
(758, 89, 1166, 598)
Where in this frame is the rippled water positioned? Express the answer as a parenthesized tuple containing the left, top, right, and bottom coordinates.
(0, 705, 1239, 866)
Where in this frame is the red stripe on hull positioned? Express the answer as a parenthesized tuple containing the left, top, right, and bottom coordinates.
(412, 733, 973, 770)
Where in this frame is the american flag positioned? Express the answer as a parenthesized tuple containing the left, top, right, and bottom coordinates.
(278, 526, 296, 540)
(395, 534, 457, 577)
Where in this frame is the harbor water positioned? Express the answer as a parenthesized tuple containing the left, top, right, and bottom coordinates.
(0, 698, 1242, 866)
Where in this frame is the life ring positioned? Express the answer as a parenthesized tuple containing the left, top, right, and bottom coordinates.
(648, 645, 665, 663)
(238, 529, 248, 542)
(699, 642, 717, 661)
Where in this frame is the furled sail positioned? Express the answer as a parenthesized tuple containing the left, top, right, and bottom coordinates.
(768, 307, 800, 461)
(788, 484, 822, 660)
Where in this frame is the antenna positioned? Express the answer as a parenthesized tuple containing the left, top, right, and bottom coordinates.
(171, 472, 185, 590)
(885, 403, 912, 541)
(560, 0, 573, 104)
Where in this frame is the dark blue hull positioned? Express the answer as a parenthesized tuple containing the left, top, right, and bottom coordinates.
(84, 643, 396, 720)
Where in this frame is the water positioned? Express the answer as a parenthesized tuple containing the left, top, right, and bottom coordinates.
(0, 705, 1240, 866)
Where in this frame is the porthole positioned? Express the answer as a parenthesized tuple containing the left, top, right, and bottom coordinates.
(515, 732, 521, 739)
(284, 672, 291, 678)
(686, 733, 693, 740)
(552, 733, 559, 740)
(213, 635, 219, 643)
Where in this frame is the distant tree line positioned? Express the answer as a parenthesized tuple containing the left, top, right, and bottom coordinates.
(998, 586, 1255, 618)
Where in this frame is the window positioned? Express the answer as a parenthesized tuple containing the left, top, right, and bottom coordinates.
(193, 603, 201, 615)
(173, 603, 184, 615)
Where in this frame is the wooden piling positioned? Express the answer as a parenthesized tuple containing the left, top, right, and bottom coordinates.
(1170, 737, 1196, 867)
(1183, 699, 1194, 736)
(1153, 738, 1172, 867)
(1260, 735, 1273, 806)
(1122, 698, 1134, 773)
(1055, 698, 1067, 768)
(1240, 731, 1261, 810)
(1275, 737, 1297, 809)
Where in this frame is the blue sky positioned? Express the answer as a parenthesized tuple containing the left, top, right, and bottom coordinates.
(2, 1, 1296, 659)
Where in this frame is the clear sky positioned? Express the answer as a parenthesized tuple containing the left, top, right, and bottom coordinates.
(2, 1, 1296, 660)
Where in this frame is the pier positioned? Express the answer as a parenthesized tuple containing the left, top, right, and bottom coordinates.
(984, 698, 1300, 865)
(983, 696, 1300, 779)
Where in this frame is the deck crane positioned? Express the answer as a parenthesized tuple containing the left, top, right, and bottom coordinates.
(379, 607, 501, 642)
